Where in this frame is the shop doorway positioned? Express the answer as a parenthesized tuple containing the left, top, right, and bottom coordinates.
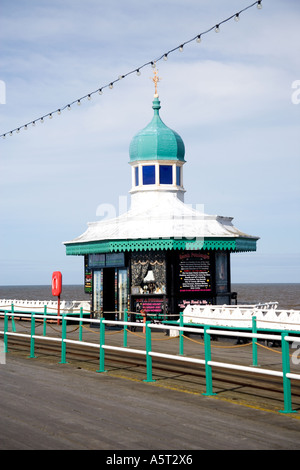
(102, 268, 115, 320)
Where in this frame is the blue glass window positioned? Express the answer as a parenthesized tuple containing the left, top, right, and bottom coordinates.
(176, 166, 181, 186)
(159, 165, 172, 184)
(135, 166, 139, 186)
(143, 165, 155, 185)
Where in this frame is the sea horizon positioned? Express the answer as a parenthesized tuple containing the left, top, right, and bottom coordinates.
(1, 282, 299, 287)
(0, 283, 299, 310)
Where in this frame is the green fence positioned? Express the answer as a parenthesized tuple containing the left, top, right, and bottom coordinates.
(1, 309, 300, 414)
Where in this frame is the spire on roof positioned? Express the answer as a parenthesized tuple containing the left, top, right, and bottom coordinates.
(151, 67, 162, 98)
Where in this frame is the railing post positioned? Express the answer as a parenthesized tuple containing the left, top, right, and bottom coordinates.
(144, 321, 155, 383)
(79, 307, 83, 342)
(4, 311, 8, 354)
(123, 309, 128, 348)
(203, 326, 216, 396)
(29, 313, 36, 359)
(97, 318, 107, 373)
(280, 332, 296, 414)
(11, 303, 16, 333)
(59, 314, 67, 364)
(43, 305, 47, 336)
(179, 312, 184, 356)
(252, 316, 258, 366)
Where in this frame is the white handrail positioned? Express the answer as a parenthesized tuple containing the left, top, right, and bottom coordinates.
(102, 345, 146, 355)
(206, 329, 280, 341)
(208, 360, 283, 377)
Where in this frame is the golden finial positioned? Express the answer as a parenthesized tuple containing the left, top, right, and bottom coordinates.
(151, 67, 161, 97)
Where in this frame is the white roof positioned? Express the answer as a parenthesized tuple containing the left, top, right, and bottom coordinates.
(65, 192, 257, 244)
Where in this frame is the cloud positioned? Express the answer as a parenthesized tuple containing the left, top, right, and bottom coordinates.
(0, 0, 299, 285)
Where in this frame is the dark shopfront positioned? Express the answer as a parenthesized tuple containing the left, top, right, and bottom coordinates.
(84, 249, 233, 321)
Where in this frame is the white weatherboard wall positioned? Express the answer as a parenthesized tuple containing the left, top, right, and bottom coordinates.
(183, 304, 300, 332)
(0, 299, 90, 314)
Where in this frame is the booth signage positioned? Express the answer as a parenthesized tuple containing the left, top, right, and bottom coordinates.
(179, 252, 211, 292)
(134, 297, 165, 314)
(88, 253, 125, 268)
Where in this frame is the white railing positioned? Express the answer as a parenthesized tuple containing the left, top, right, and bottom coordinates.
(183, 304, 300, 331)
(0, 299, 90, 314)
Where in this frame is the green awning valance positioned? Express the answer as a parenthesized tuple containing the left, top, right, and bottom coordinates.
(65, 237, 257, 255)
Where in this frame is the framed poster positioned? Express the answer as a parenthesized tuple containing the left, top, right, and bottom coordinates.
(133, 297, 165, 314)
(118, 269, 128, 319)
(93, 270, 103, 318)
(215, 253, 229, 293)
(179, 252, 211, 292)
(84, 256, 92, 293)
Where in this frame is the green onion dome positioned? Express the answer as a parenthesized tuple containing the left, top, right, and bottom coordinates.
(129, 97, 185, 162)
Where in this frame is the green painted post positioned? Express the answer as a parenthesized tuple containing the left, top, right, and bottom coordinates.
(252, 316, 258, 366)
(4, 311, 8, 354)
(97, 318, 107, 373)
(59, 314, 67, 364)
(179, 312, 184, 356)
(29, 313, 36, 358)
(203, 326, 216, 396)
(79, 307, 83, 342)
(11, 303, 16, 333)
(123, 309, 128, 348)
(280, 332, 296, 414)
(43, 305, 47, 336)
(144, 321, 155, 383)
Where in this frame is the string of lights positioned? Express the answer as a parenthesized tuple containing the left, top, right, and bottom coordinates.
(1, 0, 262, 139)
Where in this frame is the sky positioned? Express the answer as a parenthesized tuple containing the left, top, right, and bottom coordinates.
(0, 0, 299, 287)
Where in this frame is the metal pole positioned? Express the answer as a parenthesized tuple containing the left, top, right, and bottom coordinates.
(79, 307, 83, 342)
(59, 314, 67, 364)
(11, 303, 16, 333)
(280, 332, 296, 414)
(123, 309, 128, 348)
(179, 312, 184, 356)
(43, 305, 47, 336)
(4, 311, 8, 354)
(142, 310, 146, 333)
(144, 321, 155, 382)
(57, 294, 61, 325)
(97, 318, 107, 373)
(203, 326, 216, 396)
(29, 313, 36, 359)
(252, 316, 258, 366)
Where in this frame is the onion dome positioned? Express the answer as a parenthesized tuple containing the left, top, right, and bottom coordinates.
(129, 96, 185, 163)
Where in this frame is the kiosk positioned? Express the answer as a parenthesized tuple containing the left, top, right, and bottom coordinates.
(64, 76, 259, 320)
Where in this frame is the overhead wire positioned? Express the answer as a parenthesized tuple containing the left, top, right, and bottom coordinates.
(1, 1, 263, 139)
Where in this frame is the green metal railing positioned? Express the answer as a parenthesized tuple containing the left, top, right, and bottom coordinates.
(171, 314, 282, 367)
(1, 309, 300, 414)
